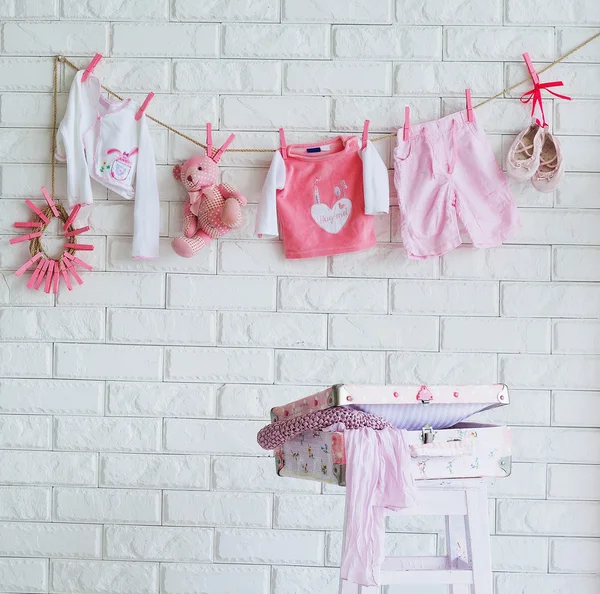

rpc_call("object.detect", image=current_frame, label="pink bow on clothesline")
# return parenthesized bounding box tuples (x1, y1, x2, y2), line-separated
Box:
(519, 52, 571, 128)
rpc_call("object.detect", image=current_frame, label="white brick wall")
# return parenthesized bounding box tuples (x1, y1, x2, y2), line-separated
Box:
(0, 3, 598, 593)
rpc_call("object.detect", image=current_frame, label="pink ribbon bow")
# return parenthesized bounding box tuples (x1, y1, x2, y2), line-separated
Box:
(520, 80, 571, 128)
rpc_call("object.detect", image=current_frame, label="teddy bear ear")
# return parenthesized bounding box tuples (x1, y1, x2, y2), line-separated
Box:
(172, 164, 182, 181)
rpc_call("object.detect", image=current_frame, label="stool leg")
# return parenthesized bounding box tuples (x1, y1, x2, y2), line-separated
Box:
(446, 513, 470, 594)
(465, 486, 493, 594)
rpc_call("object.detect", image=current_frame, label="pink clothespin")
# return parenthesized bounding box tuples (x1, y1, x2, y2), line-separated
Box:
(403, 106, 410, 141)
(465, 88, 474, 122)
(26, 258, 46, 289)
(14, 221, 43, 229)
(212, 133, 235, 162)
(10, 232, 42, 245)
(63, 204, 81, 231)
(206, 122, 213, 158)
(520, 52, 571, 128)
(65, 243, 94, 251)
(63, 257, 84, 285)
(135, 92, 154, 121)
(34, 259, 51, 290)
(361, 119, 370, 150)
(64, 251, 93, 271)
(59, 260, 72, 291)
(41, 186, 59, 217)
(52, 260, 60, 294)
(15, 252, 42, 277)
(64, 226, 90, 238)
(25, 200, 49, 224)
(44, 261, 55, 293)
(82, 53, 102, 83)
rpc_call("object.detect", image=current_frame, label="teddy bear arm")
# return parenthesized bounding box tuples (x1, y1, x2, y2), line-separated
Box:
(218, 183, 248, 206)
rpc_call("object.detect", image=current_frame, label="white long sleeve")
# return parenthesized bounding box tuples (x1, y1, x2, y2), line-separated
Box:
(255, 150, 286, 237)
(132, 115, 160, 259)
(56, 70, 95, 206)
(361, 140, 390, 215)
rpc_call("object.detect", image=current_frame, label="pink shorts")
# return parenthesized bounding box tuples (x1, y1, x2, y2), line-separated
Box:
(393, 110, 519, 259)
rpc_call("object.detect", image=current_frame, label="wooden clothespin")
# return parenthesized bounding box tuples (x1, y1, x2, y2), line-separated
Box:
(82, 53, 102, 83)
(403, 106, 410, 141)
(41, 186, 59, 217)
(465, 89, 474, 122)
(135, 92, 154, 121)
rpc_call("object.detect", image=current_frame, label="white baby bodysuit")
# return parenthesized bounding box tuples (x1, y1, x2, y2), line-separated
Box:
(56, 70, 159, 259)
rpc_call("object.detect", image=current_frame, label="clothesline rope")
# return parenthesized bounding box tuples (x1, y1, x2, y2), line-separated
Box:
(57, 30, 600, 153)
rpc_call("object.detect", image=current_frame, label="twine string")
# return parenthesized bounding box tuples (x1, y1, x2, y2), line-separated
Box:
(57, 29, 600, 151)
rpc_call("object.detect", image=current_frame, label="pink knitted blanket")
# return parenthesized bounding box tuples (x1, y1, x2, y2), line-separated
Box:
(257, 406, 390, 450)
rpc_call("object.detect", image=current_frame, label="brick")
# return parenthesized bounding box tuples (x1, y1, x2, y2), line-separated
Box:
(222, 96, 329, 130)
(219, 241, 327, 275)
(496, 574, 600, 594)
(491, 535, 549, 572)
(61, 0, 168, 19)
(216, 528, 324, 565)
(165, 346, 273, 383)
(553, 247, 600, 281)
(397, 0, 502, 24)
(441, 246, 550, 281)
(168, 274, 276, 311)
(219, 312, 326, 349)
(0, 487, 50, 521)
(0, 451, 96, 486)
(0, 128, 52, 162)
(3, 22, 108, 55)
(548, 464, 600, 500)
(162, 564, 269, 594)
(554, 320, 600, 354)
(0, 343, 51, 378)
(278, 277, 388, 313)
(276, 349, 385, 384)
(272, 567, 338, 594)
(163, 491, 271, 527)
(0, 92, 66, 127)
(107, 382, 215, 418)
(174, 60, 280, 94)
(0, 307, 104, 342)
(223, 24, 330, 59)
(112, 24, 218, 57)
(0, 522, 101, 558)
(501, 354, 600, 390)
(333, 26, 440, 59)
(556, 100, 600, 135)
(100, 453, 208, 489)
(474, 389, 551, 427)
(329, 245, 438, 279)
(108, 308, 215, 345)
(333, 97, 440, 131)
(512, 208, 600, 245)
(54, 488, 160, 524)
(445, 27, 554, 61)
(0, 558, 47, 593)
(441, 317, 550, 353)
(0, 272, 52, 306)
(550, 538, 600, 573)
(55, 416, 161, 453)
(557, 28, 600, 62)
(221, 168, 269, 204)
(274, 494, 345, 529)
(1, 0, 58, 18)
(513, 426, 600, 464)
(164, 419, 265, 455)
(173, 0, 278, 21)
(0, 415, 51, 449)
(488, 463, 547, 499)
(506, 0, 600, 24)
(284, 61, 391, 96)
(552, 391, 600, 427)
(55, 343, 163, 381)
(212, 456, 319, 493)
(84, 200, 168, 236)
(328, 314, 438, 350)
(57, 272, 164, 307)
(388, 352, 497, 384)
(497, 499, 600, 536)
(395, 62, 503, 96)
(501, 282, 600, 318)
(0, 57, 55, 91)
(51, 560, 158, 594)
(284, 0, 390, 22)
(556, 174, 600, 208)
(105, 526, 212, 562)
(391, 280, 498, 315)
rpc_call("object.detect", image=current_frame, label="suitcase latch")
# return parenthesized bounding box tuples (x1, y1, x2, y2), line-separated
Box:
(416, 385, 433, 404)
(421, 424, 435, 444)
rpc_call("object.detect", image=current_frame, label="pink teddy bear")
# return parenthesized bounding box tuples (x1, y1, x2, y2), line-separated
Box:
(171, 124, 247, 258)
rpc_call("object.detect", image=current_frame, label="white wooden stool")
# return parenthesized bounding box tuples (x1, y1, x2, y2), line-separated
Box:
(339, 479, 492, 594)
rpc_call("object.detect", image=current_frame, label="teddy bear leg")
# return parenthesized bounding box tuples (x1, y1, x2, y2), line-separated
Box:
(171, 230, 212, 258)
(221, 197, 243, 229)
(183, 199, 198, 238)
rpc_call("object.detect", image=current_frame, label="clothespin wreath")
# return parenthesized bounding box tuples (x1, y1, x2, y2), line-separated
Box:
(12, 187, 93, 294)
(520, 52, 571, 128)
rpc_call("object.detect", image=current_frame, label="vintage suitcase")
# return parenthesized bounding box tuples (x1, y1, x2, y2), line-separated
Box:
(272, 384, 511, 486)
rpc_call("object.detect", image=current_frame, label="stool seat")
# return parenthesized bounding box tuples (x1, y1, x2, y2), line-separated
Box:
(339, 479, 492, 594)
